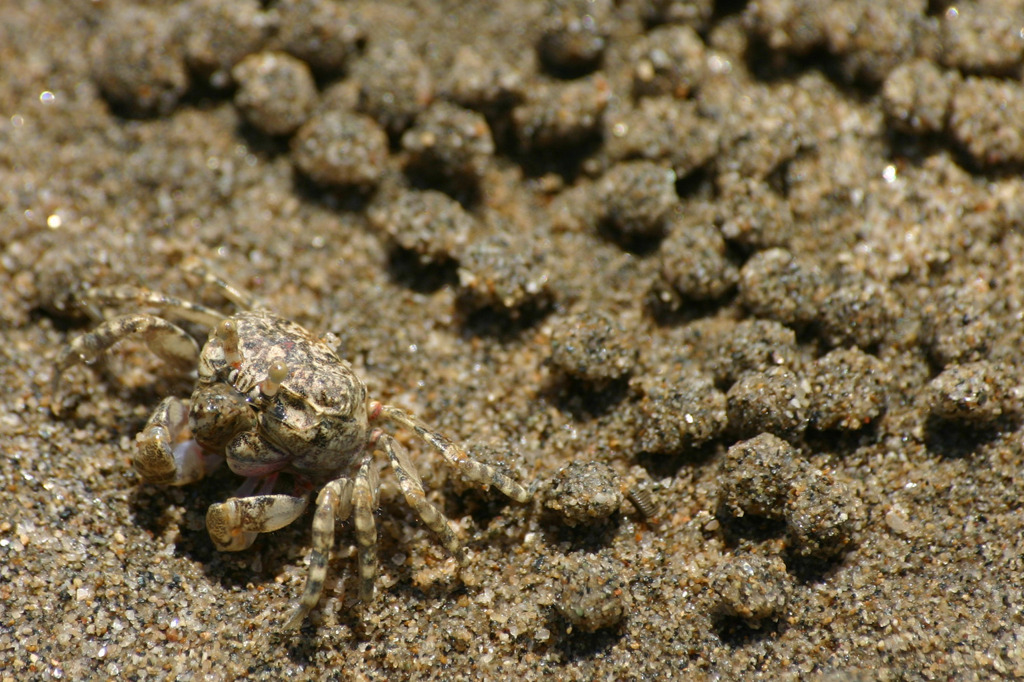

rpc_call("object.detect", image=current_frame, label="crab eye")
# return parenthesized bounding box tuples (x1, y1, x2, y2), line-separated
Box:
(216, 319, 241, 367)
(261, 360, 288, 398)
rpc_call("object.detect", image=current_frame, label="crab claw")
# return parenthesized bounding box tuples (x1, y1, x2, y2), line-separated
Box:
(135, 398, 213, 486)
(206, 494, 309, 552)
(207, 501, 260, 552)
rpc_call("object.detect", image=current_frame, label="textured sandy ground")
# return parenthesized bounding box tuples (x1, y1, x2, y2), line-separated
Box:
(3, 1, 1024, 680)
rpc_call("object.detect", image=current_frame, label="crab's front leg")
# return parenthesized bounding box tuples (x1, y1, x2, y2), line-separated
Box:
(206, 490, 309, 552)
(136, 397, 221, 486)
(189, 382, 255, 452)
(206, 431, 308, 551)
(52, 313, 199, 415)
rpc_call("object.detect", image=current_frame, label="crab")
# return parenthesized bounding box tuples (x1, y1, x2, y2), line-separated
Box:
(52, 266, 531, 628)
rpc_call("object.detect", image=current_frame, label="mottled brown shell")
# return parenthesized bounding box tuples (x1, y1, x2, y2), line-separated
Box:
(197, 311, 369, 480)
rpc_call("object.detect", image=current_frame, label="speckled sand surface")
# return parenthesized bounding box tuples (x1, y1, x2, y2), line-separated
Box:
(4, 1, 1024, 680)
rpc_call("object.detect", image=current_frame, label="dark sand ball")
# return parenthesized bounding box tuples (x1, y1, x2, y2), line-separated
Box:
(556, 552, 632, 632)
(177, 0, 271, 87)
(513, 75, 611, 150)
(738, 248, 826, 327)
(818, 277, 901, 350)
(595, 160, 678, 246)
(630, 25, 707, 100)
(291, 109, 389, 189)
(938, 2, 1024, 76)
(808, 348, 889, 431)
(950, 77, 1024, 167)
(786, 468, 857, 560)
(922, 283, 1000, 366)
(718, 433, 800, 520)
(710, 554, 791, 623)
(635, 371, 728, 454)
(232, 51, 317, 136)
(367, 190, 475, 265)
(548, 311, 637, 385)
(89, 6, 189, 117)
(544, 461, 623, 526)
(658, 220, 738, 302)
(605, 98, 720, 177)
(704, 318, 800, 387)
(881, 59, 959, 135)
(273, 0, 365, 74)
(926, 361, 1017, 424)
(537, 0, 612, 77)
(355, 39, 433, 136)
(401, 101, 495, 182)
(727, 366, 810, 442)
(457, 229, 551, 313)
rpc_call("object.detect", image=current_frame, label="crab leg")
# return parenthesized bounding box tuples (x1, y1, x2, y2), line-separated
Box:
(55, 313, 199, 372)
(183, 260, 263, 310)
(284, 477, 354, 629)
(372, 403, 530, 503)
(353, 455, 380, 604)
(52, 314, 200, 415)
(82, 286, 225, 327)
(133, 396, 221, 486)
(373, 429, 465, 563)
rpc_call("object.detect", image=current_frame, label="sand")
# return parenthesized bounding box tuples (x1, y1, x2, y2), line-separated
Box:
(2, 1, 1024, 679)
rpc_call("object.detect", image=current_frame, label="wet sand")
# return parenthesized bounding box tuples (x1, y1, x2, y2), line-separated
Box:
(2, 1, 1024, 679)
